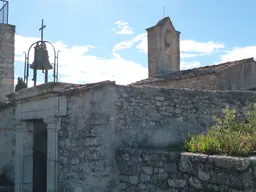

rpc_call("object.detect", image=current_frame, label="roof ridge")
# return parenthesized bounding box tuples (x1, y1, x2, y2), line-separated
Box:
(187, 57, 254, 71)
(131, 57, 255, 85)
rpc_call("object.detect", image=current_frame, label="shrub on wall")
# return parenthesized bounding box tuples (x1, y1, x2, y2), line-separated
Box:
(15, 77, 27, 92)
(185, 105, 256, 156)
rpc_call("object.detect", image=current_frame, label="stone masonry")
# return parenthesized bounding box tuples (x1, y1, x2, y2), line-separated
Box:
(58, 82, 119, 191)
(1, 15, 256, 192)
(2, 81, 256, 191)
(116, 85, 256, 148)
(133, 17, 256, 91)
(0, 24, 15, 101)
(146, 17, 180, 78)
(0, 105, 15, 191)
(117, 148, 256, 192)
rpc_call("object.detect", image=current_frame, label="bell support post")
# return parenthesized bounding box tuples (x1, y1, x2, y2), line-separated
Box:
(44, 41, 57, 82)
(23, 52, 27, 86)
(57, 50, 60, 82)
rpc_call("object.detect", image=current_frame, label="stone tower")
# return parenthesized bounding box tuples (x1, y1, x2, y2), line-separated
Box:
(146, 17, 180, 78)
(0, 24, 15, 101)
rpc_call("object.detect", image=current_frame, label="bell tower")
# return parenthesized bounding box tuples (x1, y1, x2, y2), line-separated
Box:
(24, 19, 59, 87)
(146, 17, 180, 78)
(0, 1, 15, 101)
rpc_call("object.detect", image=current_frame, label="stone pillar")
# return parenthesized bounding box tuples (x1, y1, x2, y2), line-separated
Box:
(15, 121, 33, 192)
(0, 24, 15, 101)
(15, 121, 23, 192)
(44, 117, 60, 192)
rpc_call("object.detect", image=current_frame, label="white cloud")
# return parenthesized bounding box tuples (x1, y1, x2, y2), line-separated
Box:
(180, 40, 224, 53)
(135, 33, 147, 53)
(180, 53, 199, 59)
(113, 33, 146, 52)
(220, 46, 256, 62)
(121, 33, 224, 59)
(112, 33, 205, 71)
(14, 31, 231, 88)
(14, 35, 40, 62)
(113, 20, 133, 35)
(115, 32, 223, 59)
(14, 34, 147, 86)
(113, 40, 134, 51)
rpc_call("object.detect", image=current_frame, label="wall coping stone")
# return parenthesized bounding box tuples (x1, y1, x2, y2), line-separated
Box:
(6, 82, 75, 102)
(117, 147, 256, 161)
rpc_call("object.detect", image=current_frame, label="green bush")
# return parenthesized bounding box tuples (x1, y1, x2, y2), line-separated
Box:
(15, 77, 27, 92)
(184, 105, 256, 156)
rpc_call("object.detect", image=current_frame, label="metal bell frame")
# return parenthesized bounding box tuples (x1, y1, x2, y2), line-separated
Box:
(23, 40, 60, 87)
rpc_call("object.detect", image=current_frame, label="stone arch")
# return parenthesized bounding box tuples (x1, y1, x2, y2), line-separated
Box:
(164, 29, 173, 55)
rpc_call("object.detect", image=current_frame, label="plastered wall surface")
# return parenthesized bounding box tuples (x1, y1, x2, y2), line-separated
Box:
(0, 106, 15, 189)
(58, 84, 119, 192)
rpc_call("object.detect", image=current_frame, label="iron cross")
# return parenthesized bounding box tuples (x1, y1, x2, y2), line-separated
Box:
(163, 6, 166, 17)
(39, 19, 46, 41)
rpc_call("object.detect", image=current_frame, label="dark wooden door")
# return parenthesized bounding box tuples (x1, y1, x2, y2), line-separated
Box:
(33, 120, 47, 192)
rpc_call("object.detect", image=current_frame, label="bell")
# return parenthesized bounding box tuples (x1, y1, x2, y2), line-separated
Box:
(30, 41, 53, 70)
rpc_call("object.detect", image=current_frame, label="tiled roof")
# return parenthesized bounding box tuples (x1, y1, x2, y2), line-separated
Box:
(131, 58, 255, 85)
(146, 16, 180, 34)
(146, 17, 171, 31)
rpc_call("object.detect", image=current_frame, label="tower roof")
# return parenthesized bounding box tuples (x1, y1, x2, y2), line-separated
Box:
(146, 16, 180, 33)
(156, 17, 171, 26)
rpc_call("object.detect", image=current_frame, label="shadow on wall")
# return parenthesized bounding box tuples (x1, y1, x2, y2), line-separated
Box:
(0, 171, 14, 192)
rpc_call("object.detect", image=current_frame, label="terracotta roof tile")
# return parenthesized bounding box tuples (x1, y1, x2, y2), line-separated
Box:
(131, 58, 254, 85)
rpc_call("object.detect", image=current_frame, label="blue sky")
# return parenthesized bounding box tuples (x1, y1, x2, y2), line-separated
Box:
(8, 0, 256, 86)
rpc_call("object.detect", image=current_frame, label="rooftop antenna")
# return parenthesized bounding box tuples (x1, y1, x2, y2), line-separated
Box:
(163, 6, 165, 17)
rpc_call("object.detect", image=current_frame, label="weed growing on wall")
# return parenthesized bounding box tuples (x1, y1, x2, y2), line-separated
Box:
(185, 104, 256, 156)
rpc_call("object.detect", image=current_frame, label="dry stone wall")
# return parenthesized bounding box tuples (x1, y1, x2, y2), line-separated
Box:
(116, 85, 256, 148)
(117, 148, 256, 192)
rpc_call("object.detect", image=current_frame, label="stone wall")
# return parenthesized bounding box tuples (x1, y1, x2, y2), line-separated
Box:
(216, 60, 256, 90)
(117, 148, 256, 192)
(0, 24, 15, 101)
(58, 84, 119, 191)
(0, 105, 15, 190)
(42, 82, 256, 191)
(116, 85, 256, 148)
